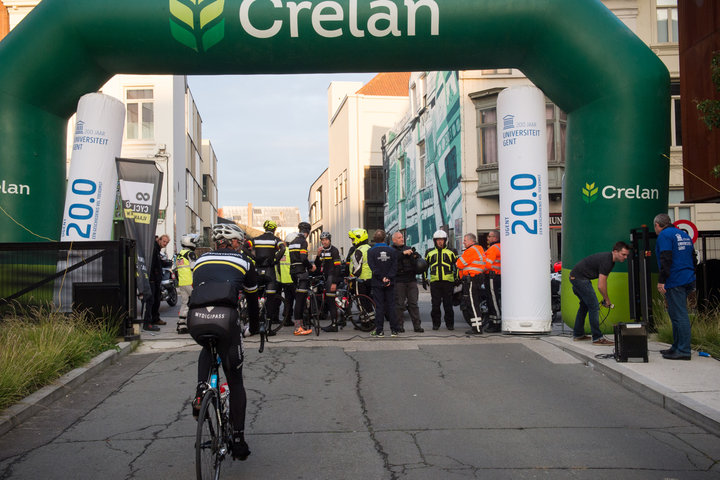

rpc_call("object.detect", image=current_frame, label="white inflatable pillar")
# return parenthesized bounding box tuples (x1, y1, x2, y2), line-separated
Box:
(61, 93, 125, 241)
(497, 86, 551, 333)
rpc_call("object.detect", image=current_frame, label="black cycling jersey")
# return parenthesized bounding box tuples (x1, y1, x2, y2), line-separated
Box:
(314, 245, 341, 281)
(288, 233, 313, 274)
(250, 231, 282, 268)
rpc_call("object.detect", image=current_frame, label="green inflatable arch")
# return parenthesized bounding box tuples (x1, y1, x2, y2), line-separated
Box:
(0, 0, 669, 326)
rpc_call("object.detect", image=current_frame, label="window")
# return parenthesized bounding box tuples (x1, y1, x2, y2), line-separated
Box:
(671, 82, 682, 147)
(365, 203, 385, 232)
(126, 88, 154, 140)
(546, 104, 568, 164)
(417, 141, 426, 188)
(656, 0, 678, 43)
(477, 107, 497, 165)
(343, 170, 348, 200)
(202, 174, 210, 201)
(364, 166, 385, 202)
(334, 177, 339, 205)
(316, 186, 323, 218)
(398, 155, 406, 200)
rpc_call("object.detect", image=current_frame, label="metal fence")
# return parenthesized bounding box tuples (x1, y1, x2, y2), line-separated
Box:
(0, 239, 137, 333)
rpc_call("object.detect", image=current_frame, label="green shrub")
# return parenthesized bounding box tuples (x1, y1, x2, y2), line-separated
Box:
(0, 305, 121, 412)
(653, 299, 720, 358)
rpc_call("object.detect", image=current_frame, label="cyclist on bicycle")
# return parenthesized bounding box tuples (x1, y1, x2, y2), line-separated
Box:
(248, 220, 284, 329)
(289, 221, 317, 335)
(314, 231, 342, 332)
(187, 223, 259, 461)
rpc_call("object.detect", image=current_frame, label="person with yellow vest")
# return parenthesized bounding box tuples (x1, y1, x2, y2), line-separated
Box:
(176, 233, 199, 334)
(347, 228, 373, 304)
(483, 230, 502, 333)
(456, 233, 486, 335)
(276, 233, 296, 327)
(423, 230, 458, 331)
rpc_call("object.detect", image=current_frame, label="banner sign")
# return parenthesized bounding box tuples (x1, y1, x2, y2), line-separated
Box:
(61, 93, 125, 241)
(497, 86, 551, 333)
(116, 158, 163, 296)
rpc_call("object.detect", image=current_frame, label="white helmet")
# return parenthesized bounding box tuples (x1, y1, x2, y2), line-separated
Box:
(212, 223, 245, 243)
(285, 232, 297, 243)
(181, 233, 200, 249)
(433, 230, 448, 240)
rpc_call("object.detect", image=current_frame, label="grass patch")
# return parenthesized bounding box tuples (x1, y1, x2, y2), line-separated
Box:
(0, 305, 122, 412)
(653, 299, 720, 358)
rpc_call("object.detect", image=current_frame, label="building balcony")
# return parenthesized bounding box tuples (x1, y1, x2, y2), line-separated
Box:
(476, 163, 565, 197)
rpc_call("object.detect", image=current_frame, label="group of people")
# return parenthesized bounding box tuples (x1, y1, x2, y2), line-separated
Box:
(571, 213, 696, 360)
(173, 211, 697, 465)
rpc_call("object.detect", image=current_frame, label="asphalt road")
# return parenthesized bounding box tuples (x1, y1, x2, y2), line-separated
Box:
(1, 297, 720, 479)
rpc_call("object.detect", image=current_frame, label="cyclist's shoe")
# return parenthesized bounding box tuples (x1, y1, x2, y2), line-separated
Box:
(282, 318, 295, 327)
(391, 330, 399, 337)
(294, 326, 312, 336)
(321, 324, 338, 332)
(337, 318, 347, 328)
(191, 382, 208, 420)
(266, 329, 277, 337)
(370, 331, 384, 337)
(176, 321, 189, 334)
(143, 323, 160, 332)
(231, 431, 251, 461)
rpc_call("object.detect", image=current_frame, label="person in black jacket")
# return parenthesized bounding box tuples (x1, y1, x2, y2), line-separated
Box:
(289, 221, 317, 335)
(367, 229, 399, 337)
(248, 220, 283, 325)
(144, 234, 170, 331)
(315, 231, 342, 332)
(391, 231, 423, 333)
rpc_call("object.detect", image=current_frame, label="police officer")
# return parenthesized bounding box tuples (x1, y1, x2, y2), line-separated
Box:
(456, 233, 486, 335)
(248, 220, 283, 326)
(483, 230, 502, 333)
(314, 232, 342, 332)
(176, 233, 199, 334)
(289, 221, 317, 335)
(423, 230, 458, 330)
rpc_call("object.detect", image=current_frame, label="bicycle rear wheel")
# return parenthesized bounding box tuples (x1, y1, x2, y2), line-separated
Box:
(196, 390, 222, 480)
(348, 294, 376, 332)
(312, 294, 321, 336)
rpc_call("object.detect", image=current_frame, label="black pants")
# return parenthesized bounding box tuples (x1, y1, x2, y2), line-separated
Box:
(279, 283, 296, 321)
(258, 267, 281, 321)
(430, 281, 454, 328)
(144, 280, 162, 325)
(484, 273, 501, 328)
(373, 283, 398, 333)
(292, 271, 310, 322)
(461, 275, 484, 327)
(196, 314, 246, 433)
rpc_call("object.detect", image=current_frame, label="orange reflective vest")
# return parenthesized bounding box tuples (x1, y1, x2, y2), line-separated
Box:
(456, 244, 486, 278)
(484, 243, 501, 274)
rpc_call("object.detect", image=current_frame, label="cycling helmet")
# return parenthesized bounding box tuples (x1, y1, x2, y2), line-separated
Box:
(263, 219, 277, 232)
(285, 232, 297, 243)
(212, 223, 245, 243)
(432, 230, 448, 240)
(298, 221, 311, 233)
(348, 228, 368, 245)
(320, 231, 332, 240)
(180, 233, 200, 249)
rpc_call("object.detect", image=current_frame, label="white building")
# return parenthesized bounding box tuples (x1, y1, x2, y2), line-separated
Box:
(320, 73, 410, 258)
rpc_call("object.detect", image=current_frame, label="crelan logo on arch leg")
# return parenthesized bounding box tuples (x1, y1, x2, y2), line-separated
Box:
(170, 0, 226, 52)
(583, 180, 659, 203)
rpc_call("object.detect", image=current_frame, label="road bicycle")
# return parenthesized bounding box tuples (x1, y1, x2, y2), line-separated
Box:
(303, 275, 332, 336)
(239, 281, 282, 352)
(194, 338, 233, 480)
(336, 276, 376, 332)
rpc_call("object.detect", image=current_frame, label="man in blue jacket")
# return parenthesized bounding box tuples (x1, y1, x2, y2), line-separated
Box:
(654, 213, 696, 360)
(367, 229, 399, 337)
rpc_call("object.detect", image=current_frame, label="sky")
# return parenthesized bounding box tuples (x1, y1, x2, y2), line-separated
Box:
(186, 73, 376, 220)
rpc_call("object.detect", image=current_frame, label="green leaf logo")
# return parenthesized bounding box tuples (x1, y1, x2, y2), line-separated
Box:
(582, 182, 599, 203)
(170, 0, 225, 52)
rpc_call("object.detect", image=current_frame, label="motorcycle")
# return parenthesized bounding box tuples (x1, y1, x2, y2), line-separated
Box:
(160, 253, 178, 307)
